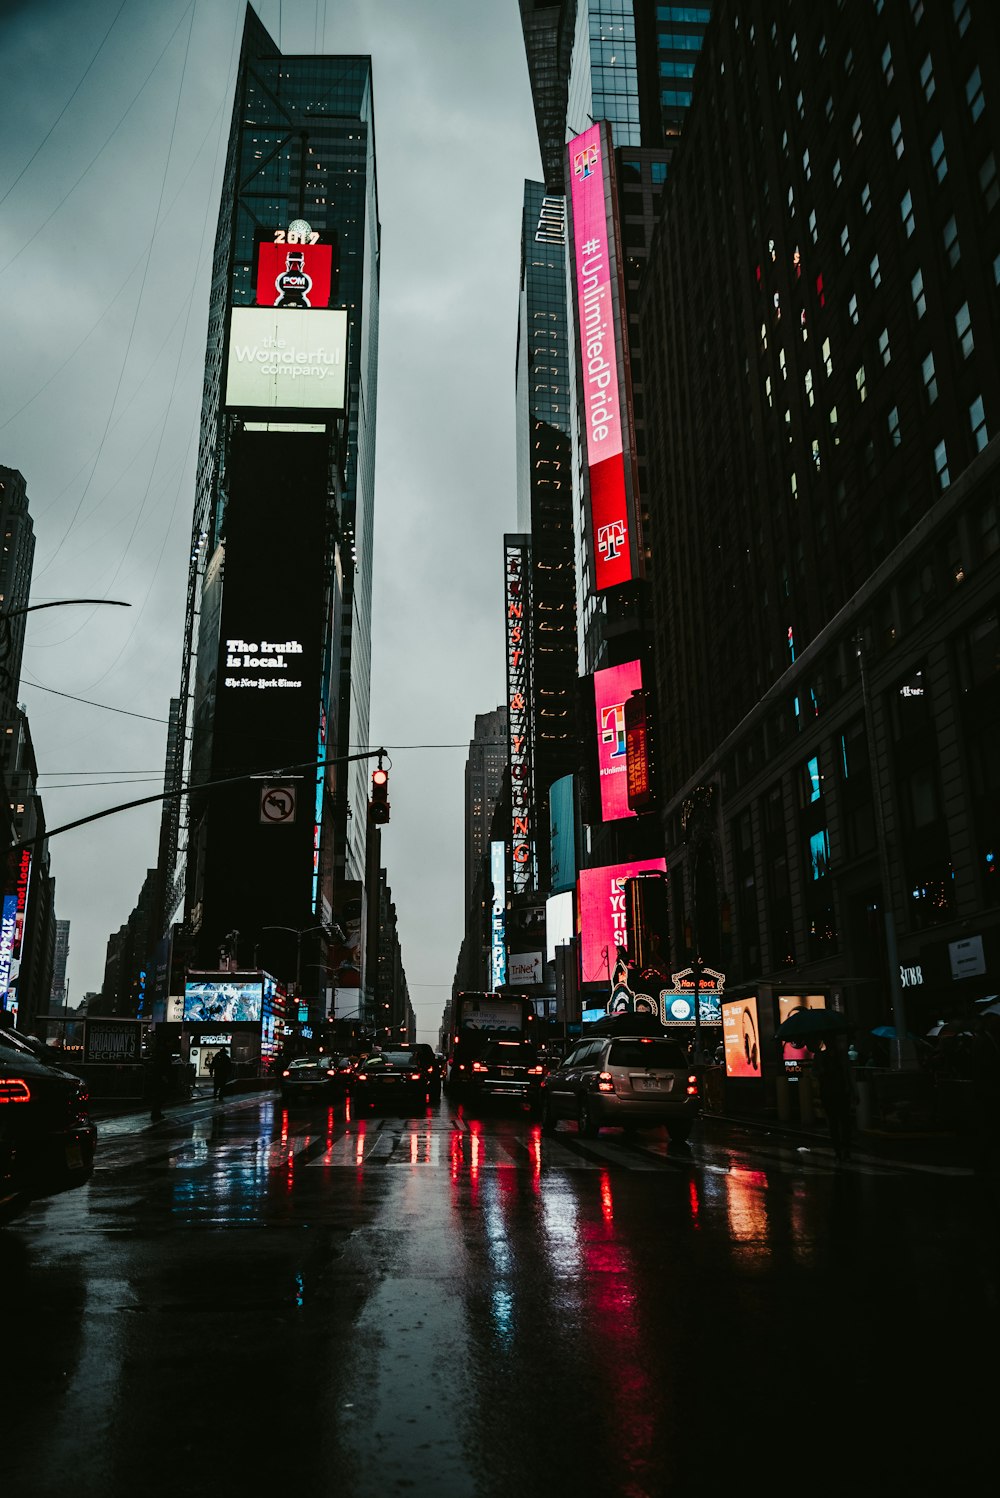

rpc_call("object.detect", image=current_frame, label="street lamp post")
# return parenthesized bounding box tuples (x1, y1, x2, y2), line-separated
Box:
(261, 925, 333, 999)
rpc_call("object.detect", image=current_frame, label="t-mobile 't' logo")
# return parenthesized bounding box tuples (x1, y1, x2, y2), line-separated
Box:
(597, 520, 626, 563)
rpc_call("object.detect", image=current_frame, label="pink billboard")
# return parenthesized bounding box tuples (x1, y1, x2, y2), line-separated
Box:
(577, 858, 667, 985)
(568, 123, 637, 592)
(594, 659, 642, 822)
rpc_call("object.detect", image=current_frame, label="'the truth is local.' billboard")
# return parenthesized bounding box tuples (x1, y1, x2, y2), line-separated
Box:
(594, 659, 642, 822)
(568, 122, 641, 592)
(225, 308, 348, 412)
(577, 859, 667, 986)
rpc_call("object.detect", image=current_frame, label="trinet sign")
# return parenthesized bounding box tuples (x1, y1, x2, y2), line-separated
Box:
(225, 307, 348, 411)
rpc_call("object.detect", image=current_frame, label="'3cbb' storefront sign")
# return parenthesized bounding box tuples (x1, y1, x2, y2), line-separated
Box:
(899, 964, 923, 988)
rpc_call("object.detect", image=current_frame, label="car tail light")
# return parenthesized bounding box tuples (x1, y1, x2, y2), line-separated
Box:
(326, 1070, 338, 1078)
(527, 1065, 543, 1075)
(0, 1078, 31, 1104)
(471, 1061, 488, 1074)
(282, 1070, 291, 1077)
(687, 1074, 699, 1096)
(357, 1072, 368, 1083)
(409, 1071, 423, 1081)
(597, 1071, 615, 1093)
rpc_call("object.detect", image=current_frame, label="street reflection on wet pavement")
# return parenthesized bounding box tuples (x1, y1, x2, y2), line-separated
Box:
(4, 1092, 995, 1496)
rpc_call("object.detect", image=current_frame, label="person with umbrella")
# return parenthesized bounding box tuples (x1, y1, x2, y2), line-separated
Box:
(808, 1035, 856, 1162)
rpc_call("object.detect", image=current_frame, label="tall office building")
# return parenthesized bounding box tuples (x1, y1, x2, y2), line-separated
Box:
(640, 0, 1000, 1029)
(464, 707, 508, 912)
(0, 467, 35, 722)
(49, 918, 70, 1011)
(178, 6, 380, 1010)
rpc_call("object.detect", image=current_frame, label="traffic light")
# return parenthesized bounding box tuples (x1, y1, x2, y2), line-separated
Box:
(370, 767, 390, 823)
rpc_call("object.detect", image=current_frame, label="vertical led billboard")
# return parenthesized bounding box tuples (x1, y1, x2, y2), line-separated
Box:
(505, 536, 534, 893)
(577, 859, 667, 986)
(548, 775, 576, 893)
(567, 122, 641, 591)
(722, 996, 762, 1078)
(490, 841, 507, 990)
(594, 660, 642, 821)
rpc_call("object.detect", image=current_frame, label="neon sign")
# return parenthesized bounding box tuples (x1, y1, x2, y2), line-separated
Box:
(594, 660, 641, 821)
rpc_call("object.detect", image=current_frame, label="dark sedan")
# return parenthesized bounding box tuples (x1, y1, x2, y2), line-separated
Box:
(279, 1054, 347, 1107)
(350, 1049, 431, 1114)
(0, 1034, 97, 1225)
(464, 1040, 547, 1114)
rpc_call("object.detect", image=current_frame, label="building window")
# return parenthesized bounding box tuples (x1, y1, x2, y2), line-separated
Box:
(825, 94, 834, 123)
(833, 157, 843, 189)
(900, 189, 915, 237)
(861, 182, 872, 215)
(920, 54, 935, 102)
(808, 207, 818, 243)
(911, 267, 926, 319)
(882, 43, 894, 83)
(922, 351, 938, 404)
(967, 66, 985, 122)
(891, 115, 904, 159)
(804, 368, 814, 406)
(856, 363, 867, 402)
(943, 215, 961, 267)
(970, 395, 988, 452)
(765, 374, 773, 408)
(829, 404, 839, 443)
(981, 154, 999, 212)
(934, 438, 951, 489)
(888, 405, 901, 447)
(930, 131, 948, 182)
(844, 47, 854, 76)
(954, 0, 970, 35)
(910, 0, 925, 19)
(878, 327, 891, 365)
(852, 112, 863, 147)
(870, 253, 882, 288)
(840, 223, 850, 254)
(848, 291, 859, 325)
(802, 146, 812, 181)
(955, 300, 974, 358)
(822, 337, 833, 377)
(796, 89, 805, 120)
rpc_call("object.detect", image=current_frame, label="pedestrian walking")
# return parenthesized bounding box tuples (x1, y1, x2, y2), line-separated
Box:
(146, 1035, 173, 1123)
(209, 1046, 234, 1100)
(810, 1037, 856, 1161)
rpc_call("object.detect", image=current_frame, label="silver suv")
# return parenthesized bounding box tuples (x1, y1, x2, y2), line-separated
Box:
(541, 1033, 700, 1142)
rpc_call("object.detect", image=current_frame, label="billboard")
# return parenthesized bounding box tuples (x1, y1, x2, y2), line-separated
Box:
(255, 241, 333, 309)
(184, 979, 263, 1024)
(505, 536, 534, 891)
(546, 890, 573, 964)
(577, 859, 667, 985)
(225, 307, 348, 411)
(549, 774, 576, 892)
(778, 993, 827, 1074)
(490, 841, 507, 990)
(594, 660, 642, 821)
(11, 847, 32, 958)
(722, 996, 762, 1078)
(83, 1019, 145, 1065)
(0, 893, 17, 1009)
(567, 122, 640, 591)
(508, 951, 542, 987)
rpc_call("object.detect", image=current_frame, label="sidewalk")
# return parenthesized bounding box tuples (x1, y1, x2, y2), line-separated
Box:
(700, 1107, 980, 1172)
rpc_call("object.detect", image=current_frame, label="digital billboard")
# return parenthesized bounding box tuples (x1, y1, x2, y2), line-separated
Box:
(184, 979, 263, 1023)
(225, 307, 348, 411)
(594, 660, 642, 821)
(490, 841, 507, 990)
(546, 890, 573, 964)
(256, 241, 333, 309)
(778, 993, 827, 1074)
(549, 774, 576, 893)
(567, 122, 640, 591)
(722, 996, 762, 1079)
(0, 893, 17, 1009)
(505, 536, 534, 892)
(577, 859, 667, 985)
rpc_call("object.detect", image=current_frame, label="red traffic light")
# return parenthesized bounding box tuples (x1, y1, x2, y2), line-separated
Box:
(370, 767, 390, 823)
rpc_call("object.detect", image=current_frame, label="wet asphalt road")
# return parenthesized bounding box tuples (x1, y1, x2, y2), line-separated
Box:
(4, 1090, 996, 1497)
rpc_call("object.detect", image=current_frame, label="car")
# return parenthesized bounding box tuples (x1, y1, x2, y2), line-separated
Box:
(0, 1030, 97, 1226)
(350, 1048, 433, 1114)
(541, 1032, 700, 1141)
(464, 1039, 547, 1114)
(407, 1042, 443, 1102)
(279, 1053, 346, 1107)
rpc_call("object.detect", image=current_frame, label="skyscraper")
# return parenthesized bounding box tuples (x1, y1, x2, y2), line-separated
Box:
(177, 7, 380, 1010)
(640, 0, 1000, 1030)
(0, 467, 35, 723)
(464, 707, 508, 913)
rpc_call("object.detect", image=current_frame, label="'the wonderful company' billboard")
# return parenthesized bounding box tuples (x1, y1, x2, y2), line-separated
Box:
(225, 307, 348, 412)
(567, 122, 641, 591)
(577, 858, 667, 986)
(594, 659, 642, 822)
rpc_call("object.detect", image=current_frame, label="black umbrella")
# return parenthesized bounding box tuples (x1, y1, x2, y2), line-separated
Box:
(775, 1009, 852, 1042)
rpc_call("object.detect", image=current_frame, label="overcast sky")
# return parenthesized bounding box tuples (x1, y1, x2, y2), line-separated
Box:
(0, 0, 542, 1043)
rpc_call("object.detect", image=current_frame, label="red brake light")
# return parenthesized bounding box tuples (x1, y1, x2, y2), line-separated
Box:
(0, 1078, 31, 1103)
(598, 1071, 614, 1093)
(687, 1074, 699, 1096)
(357, 1072, 368, 1082)
(527, 1065, 543, 1075)
(282, 1070, 291, 1077)
(472, 1061, 488, 1073)
(409, 1071, 422, 1081)
(326, 1070, 337, 1078)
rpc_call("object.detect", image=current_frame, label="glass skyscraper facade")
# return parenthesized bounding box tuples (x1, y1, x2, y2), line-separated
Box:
(178, 7, 379, 1001)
